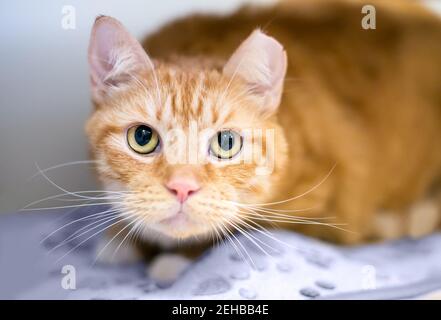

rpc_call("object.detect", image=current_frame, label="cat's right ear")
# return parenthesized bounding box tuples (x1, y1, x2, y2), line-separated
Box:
(223, 30, 287, 116)
(88, 16, 154, 103)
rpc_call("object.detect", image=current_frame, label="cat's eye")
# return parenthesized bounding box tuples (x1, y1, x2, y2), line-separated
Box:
(127, 125, 160, 155)
(210, 130, 242, 160)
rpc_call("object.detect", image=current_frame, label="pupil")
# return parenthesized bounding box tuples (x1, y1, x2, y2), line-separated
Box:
(135, 125, 152, 146)
(218, 131, 234, 151)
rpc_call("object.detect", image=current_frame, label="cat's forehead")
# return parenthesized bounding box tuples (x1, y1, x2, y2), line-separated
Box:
(137, 67, 252, 131)
(160, 70, 225, 126)
(106, 65, 261, 135)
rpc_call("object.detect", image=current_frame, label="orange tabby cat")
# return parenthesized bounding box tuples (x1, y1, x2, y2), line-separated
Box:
(85, 0, 441, 276)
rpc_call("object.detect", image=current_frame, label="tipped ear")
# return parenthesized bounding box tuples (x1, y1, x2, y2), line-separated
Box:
(88, 16, 154, 103)
(223, 30, 287, 114)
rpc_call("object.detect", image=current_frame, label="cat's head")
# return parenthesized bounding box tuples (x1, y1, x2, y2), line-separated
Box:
(86, 16, 288, 243)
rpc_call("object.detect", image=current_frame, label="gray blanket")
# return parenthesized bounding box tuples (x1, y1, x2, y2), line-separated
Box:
(1, 206, 440, 299)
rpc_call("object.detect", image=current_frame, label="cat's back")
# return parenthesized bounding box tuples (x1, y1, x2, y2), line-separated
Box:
(144, 0, 441, 115)
(144, 0, 441, 71)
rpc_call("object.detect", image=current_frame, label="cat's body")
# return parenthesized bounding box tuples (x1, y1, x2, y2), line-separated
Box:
(141, 0, 441, 243)
(85, 0, 441, 275)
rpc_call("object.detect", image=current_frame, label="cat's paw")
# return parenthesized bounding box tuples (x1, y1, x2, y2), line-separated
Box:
(408, 199, 440, 238)
(94, 236, 142, 265)
(372, 210, 406, 240)
(147, 253, 191, 285)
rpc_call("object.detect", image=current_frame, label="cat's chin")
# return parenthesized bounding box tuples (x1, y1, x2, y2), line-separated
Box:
(159, 211, 189, 227)
(153, 221, 210, 240)
(148, 229, 211, 248)
(144, 212, 210, 242)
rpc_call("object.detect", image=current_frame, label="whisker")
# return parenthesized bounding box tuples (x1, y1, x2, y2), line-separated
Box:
(237, 204, 351, 232)
(54, 212, 136, 263)
(228, 163, 337, 207)
(218, 55, 246, 103)
(21, 201, 129, 212)
(48, 211, 127, 253)
(128, 73, 156, 105)
(93, 217, 143, 265)
(112, 218, 144, 259)
(48, 205, 132, 249)
(143, 52, 162, 105)
(34, 163, 93, 201)
(130, 217, 146, 247)
(51, 210, 124, 246)
(236, 217, 299, 251)
(40, 206, 120, 244)
(22, 190, 130, 210)
(33, 162, 129, 203)
(223, 218, 274, 258)
(239, 211, 351, 233)
(52, 196, 123, 203)
(217, 223, 252, 268)
(237, 205, 316, 219)
(208, 221, 222, 249)
(232, 203, 322, 216)
(236, 205, 279, 230)
(51, 196, 116, 224)
(221, 222, 257, 269)
(29, 160, 99, 180)
(238, 207, 343, 225)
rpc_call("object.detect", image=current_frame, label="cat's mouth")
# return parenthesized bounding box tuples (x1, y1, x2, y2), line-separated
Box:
(154, 209, 208, 239)
(160, 210, 188, 226)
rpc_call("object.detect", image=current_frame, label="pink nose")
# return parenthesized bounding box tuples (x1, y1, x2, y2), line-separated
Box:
(166, 178, 200, 203)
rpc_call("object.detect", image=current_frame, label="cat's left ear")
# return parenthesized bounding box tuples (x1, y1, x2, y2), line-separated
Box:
(88, 16, 154, 103)
(223, 30, 287, 115)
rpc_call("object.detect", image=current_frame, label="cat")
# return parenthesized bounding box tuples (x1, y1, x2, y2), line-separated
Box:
(85, 0, 441, 280)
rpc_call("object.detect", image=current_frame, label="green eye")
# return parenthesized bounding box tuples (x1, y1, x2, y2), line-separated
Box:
(127, 125, 159, 154)
(210, 130, 242, 159)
